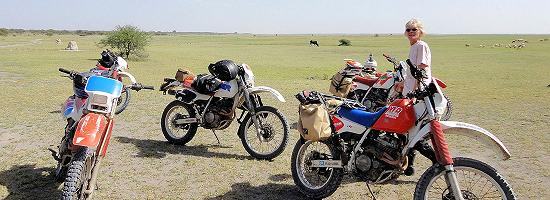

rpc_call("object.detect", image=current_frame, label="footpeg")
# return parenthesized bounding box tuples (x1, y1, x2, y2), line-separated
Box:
(48, 148, 61, 161)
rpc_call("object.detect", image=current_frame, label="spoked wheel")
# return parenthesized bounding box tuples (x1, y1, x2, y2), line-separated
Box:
(161, 100, 198, 145)
(291, 140, 343, 199)
(115, 86, 131, 115)
(61, 148, 94, 200)
(414, 157, 516, 200)
(239, 106, 289, 160)
(440, 94, 453, 121)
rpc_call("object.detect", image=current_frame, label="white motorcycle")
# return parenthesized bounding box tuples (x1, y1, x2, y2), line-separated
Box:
(159, 60, 289, 160)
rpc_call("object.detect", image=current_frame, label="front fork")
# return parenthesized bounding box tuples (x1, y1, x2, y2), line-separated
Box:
(242, 88, 264, 141)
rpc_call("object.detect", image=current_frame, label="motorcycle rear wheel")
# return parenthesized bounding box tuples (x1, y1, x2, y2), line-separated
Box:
(161, 100, 198, 145)
(61, 147, 94, 200)
(414, 157, 516, 200)
(291, 140, 343, 199)
(239, 106, 289, 160)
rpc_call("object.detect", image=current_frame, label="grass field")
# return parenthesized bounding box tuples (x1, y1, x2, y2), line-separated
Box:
(0, 33, 549, 199)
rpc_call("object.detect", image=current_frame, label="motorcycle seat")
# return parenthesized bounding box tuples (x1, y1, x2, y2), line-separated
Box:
(354, 76, 378, 87)
(337, 106, 387, 127)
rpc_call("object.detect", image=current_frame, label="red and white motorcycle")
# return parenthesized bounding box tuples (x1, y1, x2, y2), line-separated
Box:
(293, 59, 515, 199)
(348, 54, 452, 120)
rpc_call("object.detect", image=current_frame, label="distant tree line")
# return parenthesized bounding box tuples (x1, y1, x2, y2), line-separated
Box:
(0, 28, 238, 37)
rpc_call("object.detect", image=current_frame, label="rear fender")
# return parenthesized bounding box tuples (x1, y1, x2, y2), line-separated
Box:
(406, 121, 511, 160)
(72, 113, 108, 149)
(117, 71, 137, 85)
(247, 86, 286, 102)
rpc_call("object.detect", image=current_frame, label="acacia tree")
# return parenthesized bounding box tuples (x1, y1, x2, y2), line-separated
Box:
(99, 25, 150, 59)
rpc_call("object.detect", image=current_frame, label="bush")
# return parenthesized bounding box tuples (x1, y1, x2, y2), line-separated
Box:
(0, 28, 9, 36)
(98, 25, 151, 59)
(338, 39, 351, 46)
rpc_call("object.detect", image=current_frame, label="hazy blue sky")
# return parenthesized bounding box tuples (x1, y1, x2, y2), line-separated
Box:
(1, 0, 549, 34)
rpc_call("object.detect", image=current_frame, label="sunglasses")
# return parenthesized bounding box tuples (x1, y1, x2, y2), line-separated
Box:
(406, 28, 418, 32)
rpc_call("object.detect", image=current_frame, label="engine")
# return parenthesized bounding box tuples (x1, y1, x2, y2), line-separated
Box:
(201, 97, 235, 129)
(353, 131, 406, 182)
(362, 88, 389, 112)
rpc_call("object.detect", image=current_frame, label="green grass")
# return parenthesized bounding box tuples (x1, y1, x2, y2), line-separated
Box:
(0, 34, 549, 199)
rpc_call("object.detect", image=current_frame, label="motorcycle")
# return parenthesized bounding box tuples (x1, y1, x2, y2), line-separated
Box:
(53, 66, 154, 200)
(344, 54, 452, 120)
(89, 53, 135, 115)
(159, 61, 290, 160)
(292, 59, 515, 199)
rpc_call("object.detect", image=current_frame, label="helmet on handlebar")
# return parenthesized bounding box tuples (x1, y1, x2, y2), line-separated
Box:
(98, 50, 117, 68)
(364, 54, 377, 72)
(208, 60, 239, 81)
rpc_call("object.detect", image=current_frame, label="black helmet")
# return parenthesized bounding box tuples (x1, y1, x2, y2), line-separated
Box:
(208, 60, 239, 81)
(98, 50, 116, 68)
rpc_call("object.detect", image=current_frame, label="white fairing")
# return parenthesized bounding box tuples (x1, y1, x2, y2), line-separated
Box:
(406, 121, 511, 160)
(432, 77, 448, 118)
(241, 63, 255, 87)
(333, 116, 368, 134)
(115, 57, 128, 71)
(247, 86, 286, 102)
(214, 80, 239, 98)
(372, 72, 396, 89)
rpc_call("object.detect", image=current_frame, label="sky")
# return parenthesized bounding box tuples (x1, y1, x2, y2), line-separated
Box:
(1, 0, 549, 34)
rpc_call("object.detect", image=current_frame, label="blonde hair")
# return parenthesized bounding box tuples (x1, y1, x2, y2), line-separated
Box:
(405, 18, 425, 37)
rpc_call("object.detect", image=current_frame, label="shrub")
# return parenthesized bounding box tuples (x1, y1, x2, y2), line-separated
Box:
(338, 39, 351, 46)
(98, 25, 151, 59)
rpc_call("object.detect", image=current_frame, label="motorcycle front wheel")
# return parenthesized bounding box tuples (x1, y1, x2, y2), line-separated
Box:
(161, 100, 198, 145)
(114, 86, 130, 115)
(61, 147, 94, 200)
(291, 140, 343, 199)
(414, 157, 516, 200)
(238, 106, 289, 160)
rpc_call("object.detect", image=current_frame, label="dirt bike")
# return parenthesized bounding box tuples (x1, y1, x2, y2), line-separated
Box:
(292, 59, 515, 199)
(159, 63, 289, 160)
(89, 56, 136, 115)
(346, 54, 452, 120)
(52, 67, 154, 200)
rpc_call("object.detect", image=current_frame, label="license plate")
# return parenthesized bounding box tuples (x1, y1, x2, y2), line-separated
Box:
(310, 160, 343, 168)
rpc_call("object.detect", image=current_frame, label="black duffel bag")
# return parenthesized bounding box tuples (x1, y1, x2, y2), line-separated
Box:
(192, 74, 221, 95)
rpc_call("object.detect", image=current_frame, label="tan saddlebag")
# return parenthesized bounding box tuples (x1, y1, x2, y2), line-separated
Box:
(329, 71, 354, 97)
(297, 104, 332, 141)
(175, 68, 195, 82)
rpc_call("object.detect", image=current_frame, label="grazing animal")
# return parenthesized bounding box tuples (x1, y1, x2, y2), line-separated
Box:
(465, 44, 471, 47)
(309, 40, 319, 47)
(479, 44, 485, 48)
(56, 39, 61, 44)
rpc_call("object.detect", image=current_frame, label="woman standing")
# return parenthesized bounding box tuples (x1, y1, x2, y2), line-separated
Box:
(402, 18, 432, 96)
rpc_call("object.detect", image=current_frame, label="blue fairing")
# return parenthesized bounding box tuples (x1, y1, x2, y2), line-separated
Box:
(85, 76, 123, 97)
(337, 106, 388, 127)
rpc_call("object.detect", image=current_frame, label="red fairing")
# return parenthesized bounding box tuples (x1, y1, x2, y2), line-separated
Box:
(434, 78, 446, 89)
(430, 120, 453, 165)
(331, 116, 344, 132)
(372, 99, 416, 134)
(354, 76, 378, 87)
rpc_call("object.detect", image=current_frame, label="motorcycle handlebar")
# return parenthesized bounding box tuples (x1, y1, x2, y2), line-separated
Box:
(129, 83, 155, 91)
(58, 68, 72, 74)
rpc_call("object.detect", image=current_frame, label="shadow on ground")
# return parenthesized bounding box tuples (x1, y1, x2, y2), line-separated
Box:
(205, 182, 308, 200)
(116, 136, 253, 160)
(0, 164, 61, 200)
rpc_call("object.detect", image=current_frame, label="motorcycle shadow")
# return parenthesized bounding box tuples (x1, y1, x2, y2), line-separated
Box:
(204, 182, 308, 200)
(0, 164, 62, 200)
(116, 136, 254, 160)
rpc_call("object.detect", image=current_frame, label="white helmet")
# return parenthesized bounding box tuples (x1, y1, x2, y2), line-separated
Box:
(364, 54, 377, 69)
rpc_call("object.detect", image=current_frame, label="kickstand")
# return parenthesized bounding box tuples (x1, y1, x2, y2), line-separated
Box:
(366, 182, 377, 200)
(211, 130, 221, 146)
(48, 148, 61, 161)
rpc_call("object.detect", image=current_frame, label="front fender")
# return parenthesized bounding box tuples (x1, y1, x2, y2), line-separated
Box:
(72, 113, 108, 149)
(407, 121, 511, 160)
(247, 86, 286, 102)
